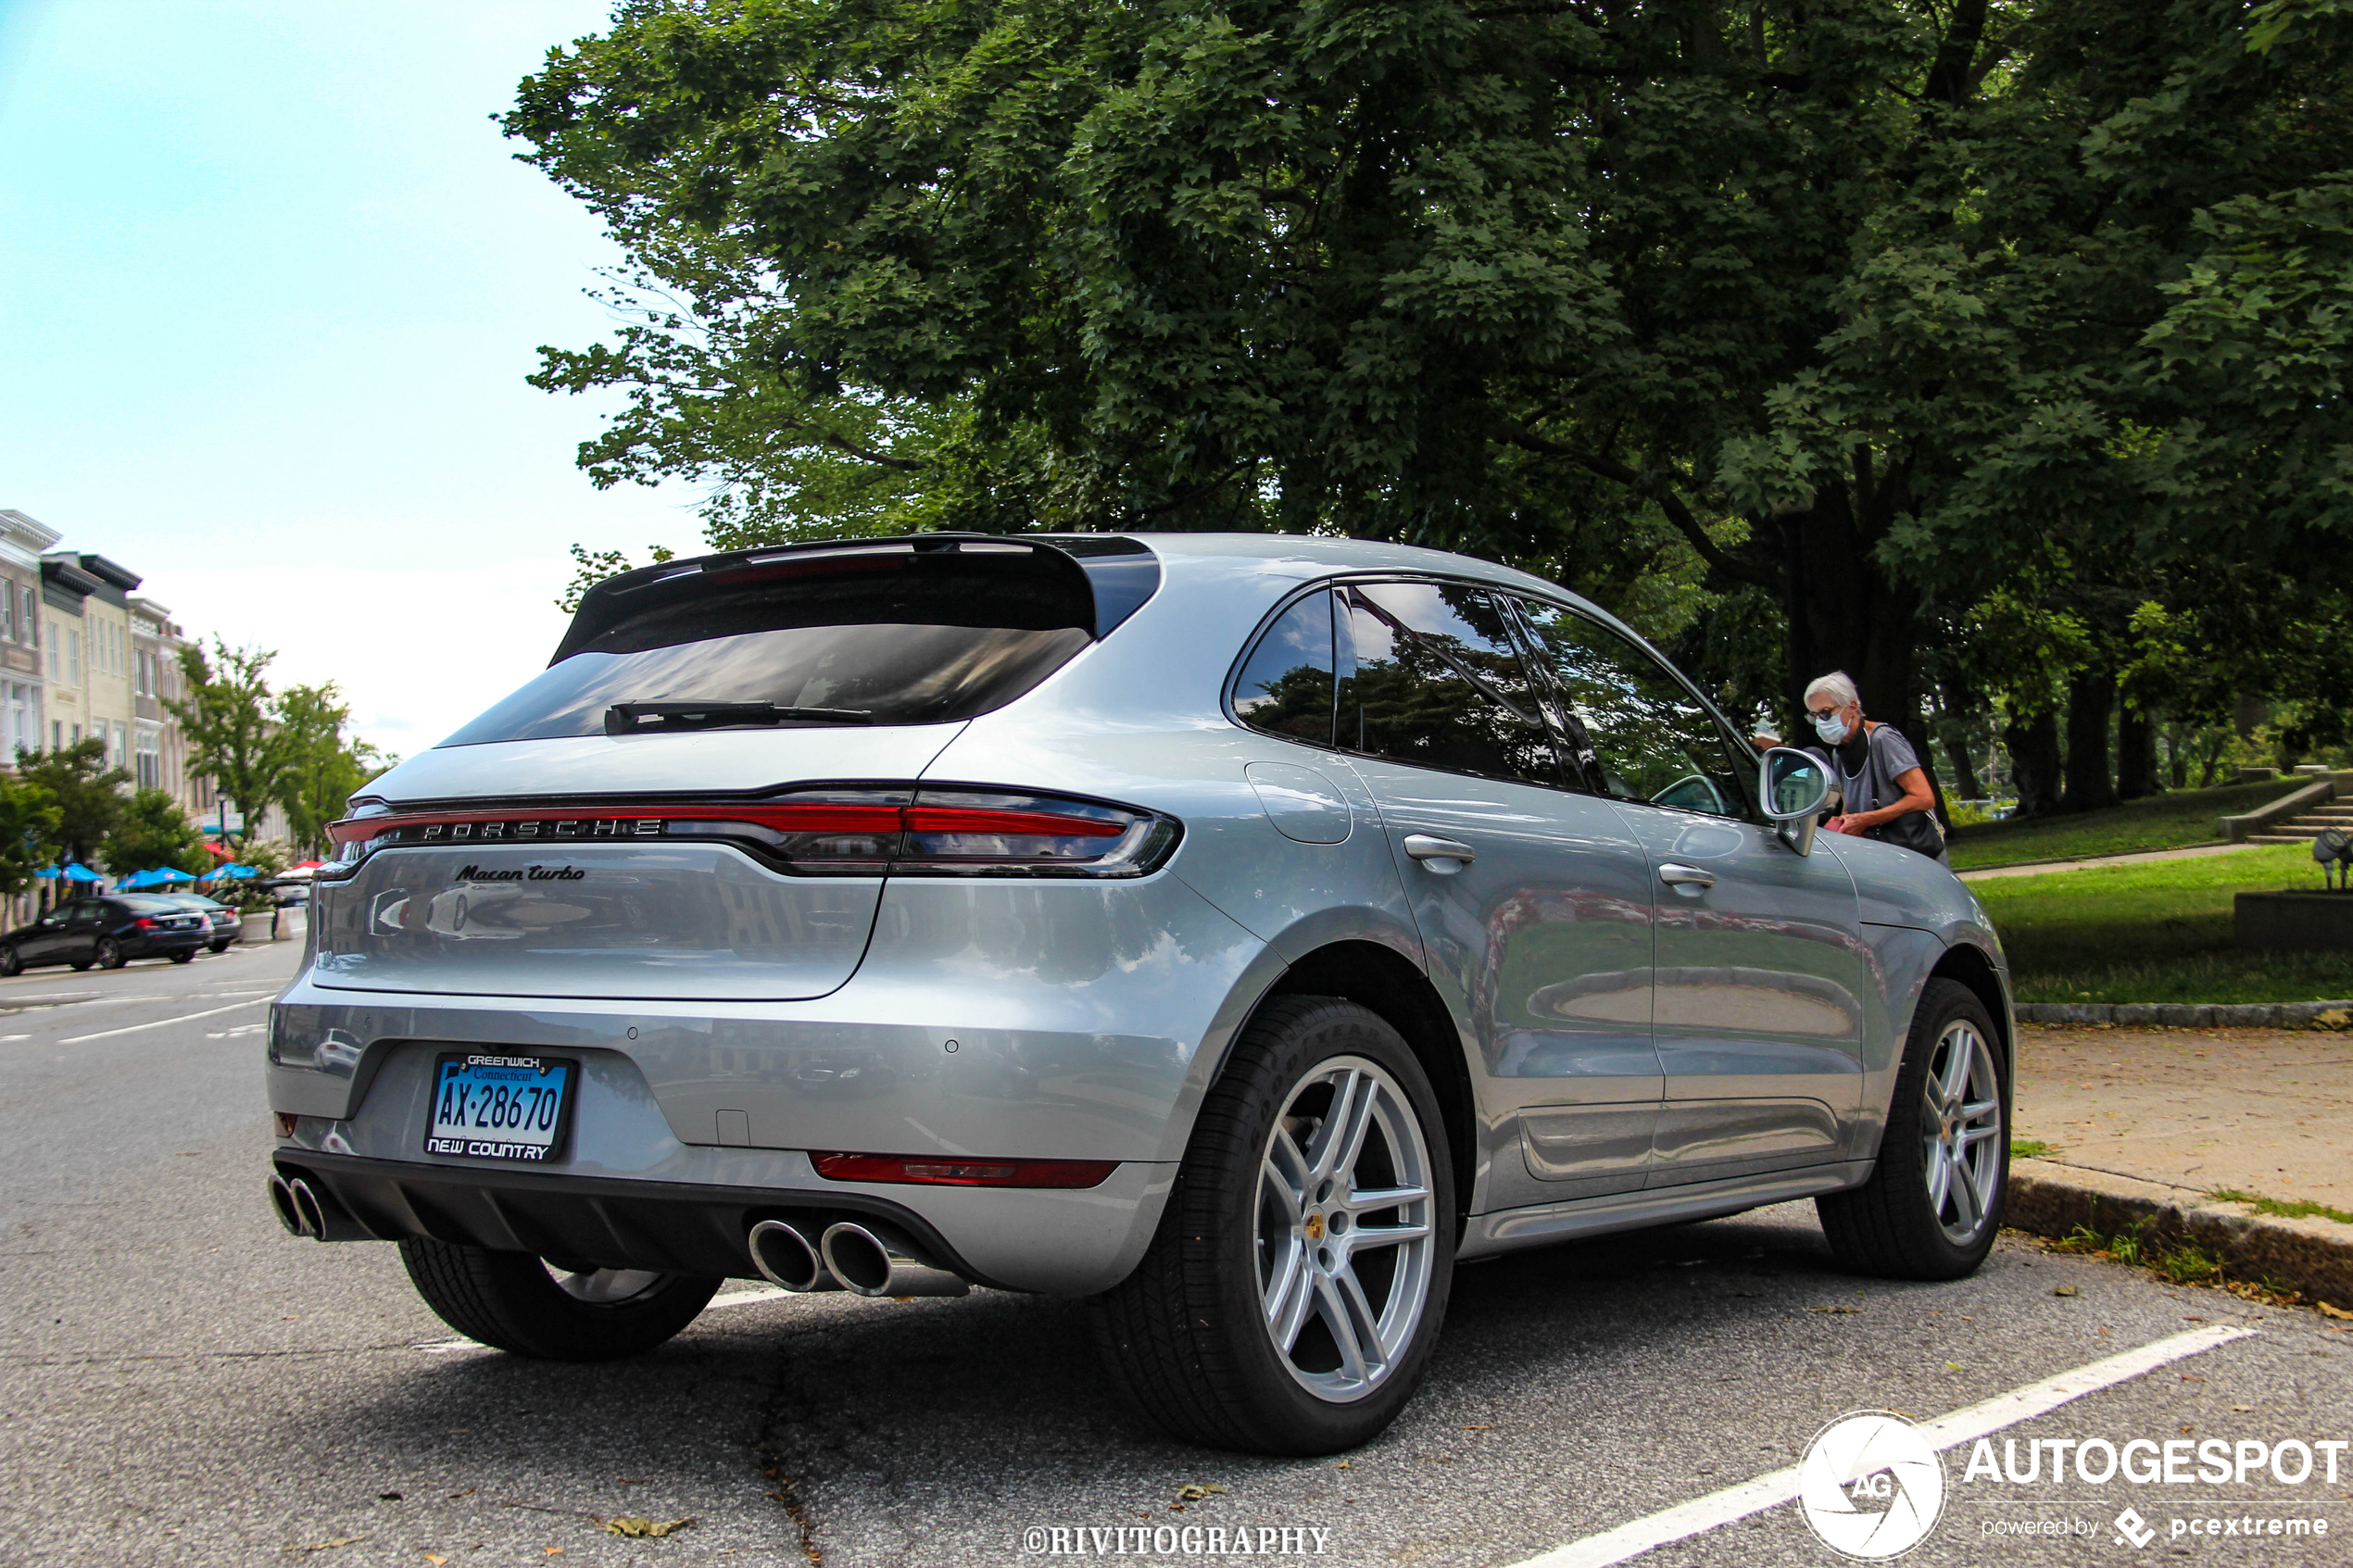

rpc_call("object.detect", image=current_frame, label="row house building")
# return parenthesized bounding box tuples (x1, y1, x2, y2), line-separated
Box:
(0, 508, 206, 821)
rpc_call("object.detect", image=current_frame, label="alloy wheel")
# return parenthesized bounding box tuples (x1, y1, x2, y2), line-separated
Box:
(1920, 1022, 2002, 1245)
(1254, 1056, 1437, 1404)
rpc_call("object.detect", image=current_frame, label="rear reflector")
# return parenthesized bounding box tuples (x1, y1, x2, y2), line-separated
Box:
(811, 1152, 1118, 1189)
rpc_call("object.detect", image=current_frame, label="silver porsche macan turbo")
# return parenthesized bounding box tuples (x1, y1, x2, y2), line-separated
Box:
(267, 532, 2012, 1454)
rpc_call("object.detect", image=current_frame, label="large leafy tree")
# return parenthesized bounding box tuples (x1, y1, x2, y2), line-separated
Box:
(99, 787, 210, 878)
(13, 740, 131, 870)
(170, 642, 289, 851)
(276, 683, 391, 859)
(0, 774, 62, 897)
(510, 0, 2353, 759)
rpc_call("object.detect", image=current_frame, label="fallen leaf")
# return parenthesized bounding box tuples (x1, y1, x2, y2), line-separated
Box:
(425, 1557, 448, 1566)
(1460, 1424, 1496, 1431)
(447, 1489, 475, 1500)
(1808, 1305, 1863, 1314)
(2052, 1286, 2079, 1298)
(598, 1518, 696, 1539)
(1332, 1461, 1350, 1470)
(378, 1492, 403, 1501)
(2233, 1404, 2255, 1412)
(2182, 1375, 2206, 1383)
(1945, 1362, 1964, 1372)
(545, 1551, 563, 1559)
(283, 1539, 366, 1554)
(2319, 1301, 2353, 1321)
(1174, 1485, 1229, 1503)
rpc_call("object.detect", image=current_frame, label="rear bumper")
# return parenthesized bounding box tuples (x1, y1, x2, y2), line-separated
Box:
(270, 1146, 1173, 1295)
(128, 932, 208, 956)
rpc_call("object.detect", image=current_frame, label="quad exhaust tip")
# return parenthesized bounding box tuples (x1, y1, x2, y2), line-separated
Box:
(820, 1221, 970, 1298)
(268, 1173, 307, 1236)
(269, 1173, 369, 1242)
(747, 1220, 841, 1293)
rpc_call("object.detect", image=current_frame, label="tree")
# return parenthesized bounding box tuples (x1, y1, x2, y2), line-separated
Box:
(276, 683, 392, 859)
(13, 740, 131, 870)
(0, 774, 62, 898)
(510, 0, 2353, 783)
(169, 641, 288, 850)
(99, 787, 209, 878)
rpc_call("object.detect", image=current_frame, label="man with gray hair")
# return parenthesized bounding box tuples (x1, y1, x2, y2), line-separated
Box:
(1803, 671, 1946, 864)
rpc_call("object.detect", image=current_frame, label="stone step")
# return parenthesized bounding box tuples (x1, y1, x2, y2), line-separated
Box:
(2249, 829, 2329, 843)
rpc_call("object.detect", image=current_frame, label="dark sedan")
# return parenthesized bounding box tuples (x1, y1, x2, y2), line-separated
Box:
(155, 892, 242, 952)
(0, 896, 211, 973)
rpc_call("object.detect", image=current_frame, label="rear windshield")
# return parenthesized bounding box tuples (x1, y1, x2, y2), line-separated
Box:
(116, 897, 185, 914)
(441, 537, 1156, 747)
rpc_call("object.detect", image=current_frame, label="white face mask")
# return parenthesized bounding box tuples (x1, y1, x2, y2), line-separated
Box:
(1812, 711, 1851, 746)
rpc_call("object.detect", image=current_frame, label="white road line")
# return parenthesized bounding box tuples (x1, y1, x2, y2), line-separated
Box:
(59, 997, 271, 1043)
(1512, 1322, 2259, 1568)
(416, 1284, 792, 1352)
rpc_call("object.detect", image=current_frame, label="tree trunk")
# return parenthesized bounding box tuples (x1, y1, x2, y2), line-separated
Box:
(2117, 707, 2161, 800)
(2061, 671, 2119, 813)
(1773, 485, 1923, 746)
(2006, 707, 2063, 816)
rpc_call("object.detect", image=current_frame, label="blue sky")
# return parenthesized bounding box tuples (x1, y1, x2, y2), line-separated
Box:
(0, 0, 699, 756)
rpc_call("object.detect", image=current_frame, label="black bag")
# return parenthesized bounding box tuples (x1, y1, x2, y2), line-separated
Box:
(1865, 807, 1947, 859)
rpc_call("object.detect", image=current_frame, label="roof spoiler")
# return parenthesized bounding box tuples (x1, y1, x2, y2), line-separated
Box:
(552, 533, 1100, 666)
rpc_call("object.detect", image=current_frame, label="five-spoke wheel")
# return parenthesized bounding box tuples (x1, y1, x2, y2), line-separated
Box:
(1255, 1057, 1437, 1403)
(1092, 997, 1454, 1454)
(1820, 977, 2008, 1279)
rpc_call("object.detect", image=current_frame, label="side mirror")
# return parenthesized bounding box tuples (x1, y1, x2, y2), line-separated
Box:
(1762, 746, 1831, 857)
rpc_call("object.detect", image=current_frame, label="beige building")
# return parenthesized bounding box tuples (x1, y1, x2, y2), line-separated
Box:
(129, 596, 198, 813)
(41, 551, 141, 770)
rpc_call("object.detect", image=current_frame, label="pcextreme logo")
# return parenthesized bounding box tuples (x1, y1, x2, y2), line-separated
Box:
(1799, 1411, 1947, 1560)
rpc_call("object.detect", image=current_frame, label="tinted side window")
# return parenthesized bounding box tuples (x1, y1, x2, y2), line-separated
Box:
(1515, 599, 1750, 817)
(1340, 582, 1558, 786)
(1232, 590, 1336, 746)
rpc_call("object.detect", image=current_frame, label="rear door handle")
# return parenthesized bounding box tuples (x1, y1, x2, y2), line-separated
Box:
(1403, 834, 1478, 864)
(1658, 862, 1716, 889)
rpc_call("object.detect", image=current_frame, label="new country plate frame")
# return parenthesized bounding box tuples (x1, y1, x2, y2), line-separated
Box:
(424, 1052, 582, 1163)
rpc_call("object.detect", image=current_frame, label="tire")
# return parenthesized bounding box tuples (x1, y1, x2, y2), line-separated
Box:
(170, 949, 195, 964)
(69, 960, 92, 972)
(1818, 978, 2008, 1280)
(398, 1237, 721, 1361)
(94, 939, 125, 971)
(208, 940, 230, 954)
(1089, 996, 1454, 1455)
(0, 945, 19, 977)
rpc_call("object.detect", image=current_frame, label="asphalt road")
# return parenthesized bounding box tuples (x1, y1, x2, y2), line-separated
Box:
(4, 946, 2348, 1568)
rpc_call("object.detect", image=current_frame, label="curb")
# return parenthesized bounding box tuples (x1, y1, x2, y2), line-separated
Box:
(2015, 999, 2353, 1028)
(2007, 1158, 2353, 1306)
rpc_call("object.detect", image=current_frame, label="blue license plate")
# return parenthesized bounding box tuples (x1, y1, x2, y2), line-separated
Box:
(424, 1054, 576, 1161)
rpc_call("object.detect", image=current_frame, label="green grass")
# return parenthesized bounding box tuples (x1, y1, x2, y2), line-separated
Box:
(2208, 1188, 2353, 1226)
(1977, 842, 2353, 1003)
(2010, 1139, 2057, 1160)
(1946, 777, 2323, 870)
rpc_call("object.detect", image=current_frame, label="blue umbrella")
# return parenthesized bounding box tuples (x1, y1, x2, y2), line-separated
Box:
(203, 863, 258, 881)
(61, 863, 101, 883)
(147, 867, 195, 883)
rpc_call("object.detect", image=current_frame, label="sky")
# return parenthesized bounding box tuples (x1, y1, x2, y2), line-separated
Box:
(0, 0, 703, 759)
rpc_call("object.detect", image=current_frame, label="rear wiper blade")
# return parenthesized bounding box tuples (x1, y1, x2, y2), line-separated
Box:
(605, 701, 875, 735)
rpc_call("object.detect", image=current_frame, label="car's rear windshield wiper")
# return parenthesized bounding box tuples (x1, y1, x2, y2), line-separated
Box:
(604, 701, 875, 734)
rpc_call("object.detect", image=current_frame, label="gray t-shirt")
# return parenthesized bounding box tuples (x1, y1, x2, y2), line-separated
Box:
(1812, 722, 1947, 866)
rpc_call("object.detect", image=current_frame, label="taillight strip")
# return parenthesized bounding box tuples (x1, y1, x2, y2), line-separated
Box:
(328, 800, 1127, 847)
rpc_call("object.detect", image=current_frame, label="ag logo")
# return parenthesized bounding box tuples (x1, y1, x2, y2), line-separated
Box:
(1798, 1411, 1945, 1560)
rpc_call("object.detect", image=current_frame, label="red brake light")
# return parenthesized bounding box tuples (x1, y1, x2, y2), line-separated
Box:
(323, 787, 1180, 880)
(812, 1152, 1117, 1189)
(133, 917, 157, 931)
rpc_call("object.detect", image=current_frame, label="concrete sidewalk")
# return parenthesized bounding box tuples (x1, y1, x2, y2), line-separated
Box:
(2006, 1022, 2353, 1302)
(2014, 1022, 2353, 1206)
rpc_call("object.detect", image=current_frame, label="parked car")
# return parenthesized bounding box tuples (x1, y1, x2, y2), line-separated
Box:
(266, 533, 2012, 1454)
(155, 892, 241, 952)
(1, 895, 211, 972)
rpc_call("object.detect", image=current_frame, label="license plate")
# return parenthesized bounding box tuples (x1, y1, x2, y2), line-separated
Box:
(424, 1054, 577, 1161)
